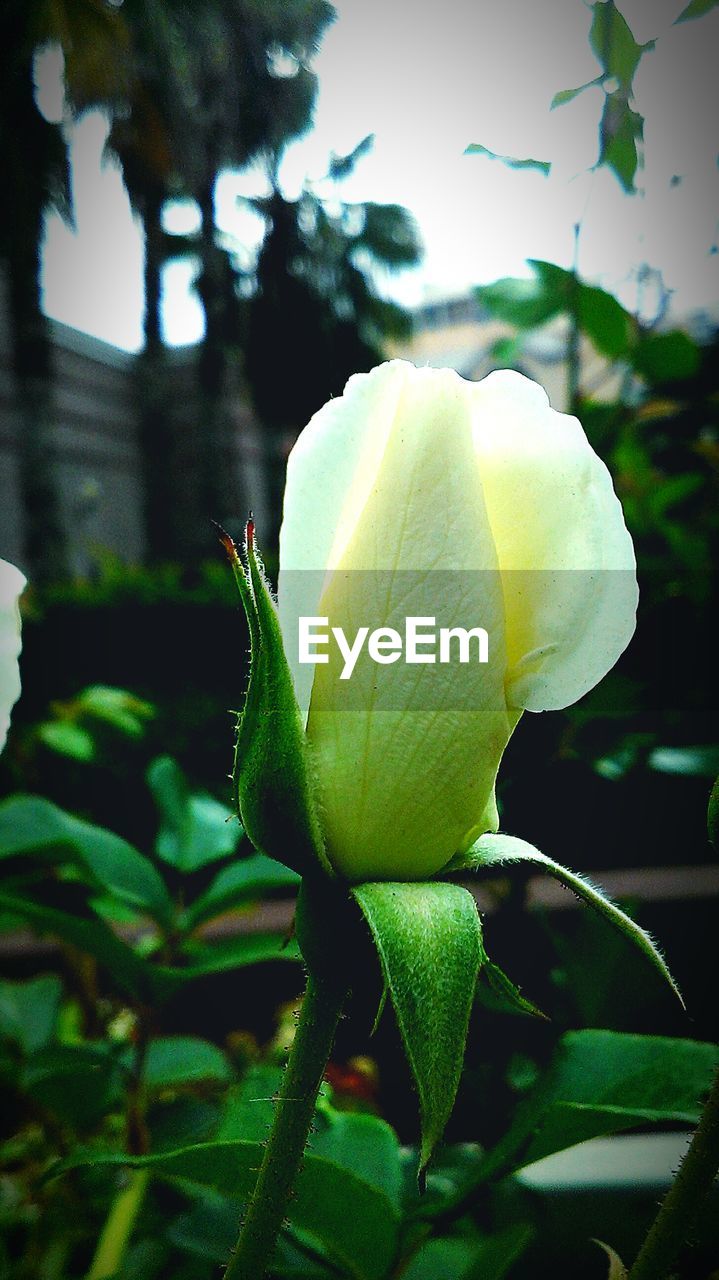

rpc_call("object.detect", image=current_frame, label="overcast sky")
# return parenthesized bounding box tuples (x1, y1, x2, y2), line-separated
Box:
(40, 0, 719, 352)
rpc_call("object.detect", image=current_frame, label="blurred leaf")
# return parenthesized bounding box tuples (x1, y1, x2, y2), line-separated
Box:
(400, 1238, 479, 1280)
(328, 133, 374, 180)
(529, 260, 635, 357)
(154, 932, 300, 996)
(589, 2, 647, 88)
(309, 1109, 403, 1209)
(353, 201, 423, 270)
(551, 77, 604, 107)
(166, 1194, 238, 1266)
(401, 1223, 534, 1280)
(77, 685, 155, 736)
(476, 276, 562, 328)
(51, 1141, 401, 1280)
(216, 1063, 281, 1142)
(676, 0, 719, 19)
(482, 1030, 719, 1178)
(0, 887, 153, 1001)
(648, 744, 719, 777)
(465, 144, 551, 175)
(22, 1043, 125, 1128)
(147, 756, 241, 872)
(184, 854, 299, 930)
(144, 1037, 232, 1089)
(462, 1223, 536, 1280)
(150, 1097, 221, 1151)
(36, 721, 96, 761)
(598, 92, 643, 191)
(353, 881, 483, 1174)
(578, 281, 635, 357)
(648, 473, 703, 518)
(0, 795, 173, 926)
(491, 335, 522, 365)
(633, 330, 701, 384)
(0, 975, 62, 1053)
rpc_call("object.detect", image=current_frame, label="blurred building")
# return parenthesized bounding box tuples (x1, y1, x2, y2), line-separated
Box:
(0, 267, 269, 576)
(389, 292, 625, 413)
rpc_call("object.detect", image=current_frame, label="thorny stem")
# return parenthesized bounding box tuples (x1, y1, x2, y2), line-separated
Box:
(223, 973, 346, 1280)
(628, 1066, 719, 1280)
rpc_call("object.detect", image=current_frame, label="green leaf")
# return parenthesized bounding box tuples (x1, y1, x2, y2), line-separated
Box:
(577, 282, 635, 357)
(77, 685, 154, 736)
(528, 260, 635, 358)
(223, 523, 332, 878)
(402, 1223, 534, 1280)
(633, 330, 701, 384)
(0, 887, 153, 1001)
(143, 1037, 232, 1089)
(37, 721, 96, 761)
(589, 2, 647, 88)
(401, 1238, 479, 1280)
(451, 832, 683, 1007)
(551, 78, 604, 108)
(465, 144, 551, 176)
(462, 1223, 536, 1280)
(22, 1043, 126, 1127)
(147, 756, 242, 873)
(50, 1141, 400, 1280)
(598, 92, 643, 191)
(476, 276, 562, 329)
(0, 795, 172, 926)
(483, 1030, 719, 1177)
(154, 931, 300, 997)
(184, 853, 299, 930)
(352, 881, 483, 1173)
(309, 1109, 403, 1210)
(676, 0, 719, 21)
(0, 975, 62, 1053)
(482, 959, 547, 1020)
(216, 1063, 282, 1142)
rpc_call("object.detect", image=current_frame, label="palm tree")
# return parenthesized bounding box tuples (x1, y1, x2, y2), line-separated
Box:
(245, 138, 423, 537)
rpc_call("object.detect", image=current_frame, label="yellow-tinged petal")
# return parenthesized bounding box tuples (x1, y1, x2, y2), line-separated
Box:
(469, 370, 637, 712)
(301, 365, 509, 880)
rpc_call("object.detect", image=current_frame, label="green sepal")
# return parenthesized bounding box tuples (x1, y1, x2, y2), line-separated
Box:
(482, 957, 548, 1021)
(221, 523, 332, 879)
(352, 880, 484, 1177)
(447, 832, 684, 1009)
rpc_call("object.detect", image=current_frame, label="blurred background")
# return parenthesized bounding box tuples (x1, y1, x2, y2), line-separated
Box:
(1, 2, 718, 1277)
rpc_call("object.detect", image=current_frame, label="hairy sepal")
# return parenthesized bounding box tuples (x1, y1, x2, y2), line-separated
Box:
(223, 523, 331, 879)
(352, 880, 483, 1178)
(448, 832, 684, 1009)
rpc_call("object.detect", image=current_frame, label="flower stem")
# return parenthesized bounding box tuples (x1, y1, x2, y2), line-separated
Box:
(223, 973, 346, 1280)
(628, 1066, 719, 1280)
(85, 1169, 149, 1280)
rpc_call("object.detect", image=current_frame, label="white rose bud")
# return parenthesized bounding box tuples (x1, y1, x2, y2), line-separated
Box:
(278, 361, 637, 881)
(0, 558, 27, 755)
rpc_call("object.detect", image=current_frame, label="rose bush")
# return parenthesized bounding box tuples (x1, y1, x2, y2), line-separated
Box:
(277, 360, 637, 881)
(0, 558, 26, 754)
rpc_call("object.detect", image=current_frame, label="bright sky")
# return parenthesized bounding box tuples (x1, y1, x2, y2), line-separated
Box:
(39, 0, 719, 353)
